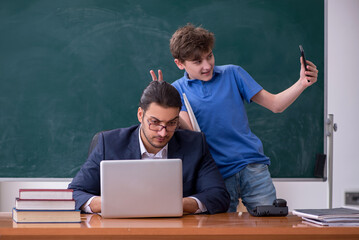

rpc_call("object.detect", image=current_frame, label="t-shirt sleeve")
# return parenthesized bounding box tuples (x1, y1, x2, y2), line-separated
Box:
(172, 81, 187, 112)
(233, 65, 263, 103)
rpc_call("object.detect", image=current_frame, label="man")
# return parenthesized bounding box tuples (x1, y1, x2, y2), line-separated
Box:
(68, 81, 230, 214)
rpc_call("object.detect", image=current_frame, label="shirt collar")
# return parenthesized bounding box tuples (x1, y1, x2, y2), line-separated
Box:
(138, 126, 168, 159)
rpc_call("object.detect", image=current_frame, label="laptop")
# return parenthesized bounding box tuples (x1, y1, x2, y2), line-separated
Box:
(100, 159, 183, 218)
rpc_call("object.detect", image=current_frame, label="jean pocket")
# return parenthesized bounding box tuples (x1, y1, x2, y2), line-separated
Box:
(246, 163, 267, 173)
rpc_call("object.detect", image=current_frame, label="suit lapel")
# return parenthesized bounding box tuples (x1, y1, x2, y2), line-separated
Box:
(125, 125, 141, 159)
(168, 132, 184, 160)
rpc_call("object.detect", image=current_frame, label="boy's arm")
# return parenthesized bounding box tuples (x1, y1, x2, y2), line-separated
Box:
(252, 57, 318, 113)
(179, 111, 194, 130)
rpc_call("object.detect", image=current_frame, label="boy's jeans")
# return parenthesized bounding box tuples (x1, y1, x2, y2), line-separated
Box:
(224, 163, 276, 214)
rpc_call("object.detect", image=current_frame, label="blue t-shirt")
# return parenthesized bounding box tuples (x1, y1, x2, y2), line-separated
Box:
(172, 65, 270, 179)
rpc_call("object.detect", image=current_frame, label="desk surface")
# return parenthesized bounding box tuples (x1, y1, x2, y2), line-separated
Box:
(1, 212, 359, 240)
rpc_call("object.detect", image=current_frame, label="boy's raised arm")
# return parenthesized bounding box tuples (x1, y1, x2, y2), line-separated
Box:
(252, 57, 318, 113)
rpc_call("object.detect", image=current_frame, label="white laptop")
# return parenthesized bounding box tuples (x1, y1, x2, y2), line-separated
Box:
(100, 159, 183, 218)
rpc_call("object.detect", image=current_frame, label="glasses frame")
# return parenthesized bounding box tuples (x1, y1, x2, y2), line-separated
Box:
(145, 118, 178, 132)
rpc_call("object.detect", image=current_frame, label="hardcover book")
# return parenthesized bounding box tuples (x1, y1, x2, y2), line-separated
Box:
(15, 198, 75, 210)
(293, 207, 359, 226)
(12, 208, 81, 223)
(19, 189, 73, 200)
(293, 208, 359, 220)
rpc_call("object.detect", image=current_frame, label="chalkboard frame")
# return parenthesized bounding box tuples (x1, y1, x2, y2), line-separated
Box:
(0, 0, 325, 179)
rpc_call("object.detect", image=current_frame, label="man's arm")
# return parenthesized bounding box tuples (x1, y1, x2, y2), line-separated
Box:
(252, 57, 318, 113)
(68, 133, 104, 211)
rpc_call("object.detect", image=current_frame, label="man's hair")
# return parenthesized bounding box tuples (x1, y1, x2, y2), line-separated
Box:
(139, 81, 182, 111)
(170, 23, 215, 63)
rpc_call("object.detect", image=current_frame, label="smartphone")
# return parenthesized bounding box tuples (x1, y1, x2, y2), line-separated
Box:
(299, 45, 309, 82)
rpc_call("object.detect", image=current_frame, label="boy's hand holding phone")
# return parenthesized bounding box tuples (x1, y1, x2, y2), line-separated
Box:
(299, 45, 318, 85)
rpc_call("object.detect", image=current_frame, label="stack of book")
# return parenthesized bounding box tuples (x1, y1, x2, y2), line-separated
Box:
(293, 207, 359, 226)
(12, 189, 81, 223)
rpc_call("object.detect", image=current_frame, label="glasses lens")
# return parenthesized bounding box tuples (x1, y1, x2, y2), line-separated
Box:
(146, 117, 178, 132)
(149, 124, 177, 132)
(149, 124, 162, 131)
(165, 125, 177, 132)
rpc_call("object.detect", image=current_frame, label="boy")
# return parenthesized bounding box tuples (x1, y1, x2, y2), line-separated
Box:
(150, 24, 318, 213)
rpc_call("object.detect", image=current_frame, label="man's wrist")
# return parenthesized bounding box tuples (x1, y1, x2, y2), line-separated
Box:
(189, 196, 207, 213)
(183, 197, 202, 214)
(81, 196, 96, 213)
(89, 196, 101, 213)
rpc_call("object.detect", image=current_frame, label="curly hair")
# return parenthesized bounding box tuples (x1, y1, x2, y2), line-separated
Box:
(170, 23, 215, 62)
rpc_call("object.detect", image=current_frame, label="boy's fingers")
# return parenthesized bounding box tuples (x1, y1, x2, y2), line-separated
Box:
(305, 59, 317, 68)
(158, 70, 163, 81)
(306, 76, 317, 83)
(149, 70, 164, 81)
(307, 65, 319, 74)
(305, 70, 317, 77)
(150, 70, 157, 81)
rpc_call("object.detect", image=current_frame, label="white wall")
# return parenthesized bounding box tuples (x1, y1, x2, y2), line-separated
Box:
(1, 0, 358, 212)
(0, 180, 328, 212)
(0, 181, 70, 212)
(328, 0, 359, 208)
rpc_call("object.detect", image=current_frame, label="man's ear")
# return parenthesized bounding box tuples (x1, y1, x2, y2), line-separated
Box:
(137, 107, 144, 123)
(174, 59, 185, 70)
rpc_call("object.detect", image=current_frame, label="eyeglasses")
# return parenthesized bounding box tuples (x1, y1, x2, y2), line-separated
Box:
(146, 118, 178, 132)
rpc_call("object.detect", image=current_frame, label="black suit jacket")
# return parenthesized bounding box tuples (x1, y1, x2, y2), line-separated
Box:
(68, 125, 230, 214)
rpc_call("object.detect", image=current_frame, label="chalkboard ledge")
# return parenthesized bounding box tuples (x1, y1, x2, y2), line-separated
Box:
(273, 178, 327, 182)
(0, 178, 73, 182)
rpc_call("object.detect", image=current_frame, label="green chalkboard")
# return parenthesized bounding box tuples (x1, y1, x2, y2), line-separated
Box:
(0, 0, 324, 178)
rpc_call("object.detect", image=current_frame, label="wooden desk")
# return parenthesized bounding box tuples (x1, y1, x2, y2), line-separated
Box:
(1, 212, 359, 240)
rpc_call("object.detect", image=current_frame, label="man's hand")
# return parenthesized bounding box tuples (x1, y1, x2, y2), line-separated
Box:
(89, 196, 101, 213)
(300, 57, 318, 87)
(150, 69, 163, 81)
(183, 197, 199, 214)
